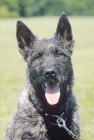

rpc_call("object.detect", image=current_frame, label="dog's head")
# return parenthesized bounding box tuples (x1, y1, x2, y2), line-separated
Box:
(16, 12, 74, 106)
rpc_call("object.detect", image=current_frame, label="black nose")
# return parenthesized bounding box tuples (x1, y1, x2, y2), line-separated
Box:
(44, 69, 56, 79)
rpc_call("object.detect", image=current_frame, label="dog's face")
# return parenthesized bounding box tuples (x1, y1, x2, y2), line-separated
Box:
(16, 12, 74, 106)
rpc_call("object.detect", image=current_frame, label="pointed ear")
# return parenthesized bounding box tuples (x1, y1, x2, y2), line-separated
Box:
(56, 12, 73, 44)
(16, 21, 35, 60)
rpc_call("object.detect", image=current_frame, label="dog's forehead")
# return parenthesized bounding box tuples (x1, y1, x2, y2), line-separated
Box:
(33, 38, 61, 53)
(39, 39, 57, 49)
(48, 43, 54, 48)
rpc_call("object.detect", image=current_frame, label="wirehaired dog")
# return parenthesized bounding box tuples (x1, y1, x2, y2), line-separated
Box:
(4, 12, 80, 140)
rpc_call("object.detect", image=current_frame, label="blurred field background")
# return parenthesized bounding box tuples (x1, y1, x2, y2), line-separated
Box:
(1, 16, 94, 140)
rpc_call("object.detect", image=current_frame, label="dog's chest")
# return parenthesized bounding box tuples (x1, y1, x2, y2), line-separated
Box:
(45, 121, 73, 140)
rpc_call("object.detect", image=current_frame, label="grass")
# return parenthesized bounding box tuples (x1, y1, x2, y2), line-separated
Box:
(1, 16, 94, 140)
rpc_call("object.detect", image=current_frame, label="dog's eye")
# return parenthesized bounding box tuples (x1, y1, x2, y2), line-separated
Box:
(34, 55, 41, 61)
(56, 52, 62, 58)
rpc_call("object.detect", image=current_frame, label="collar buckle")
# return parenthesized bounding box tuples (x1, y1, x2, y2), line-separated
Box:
(51, 112, 66, 126)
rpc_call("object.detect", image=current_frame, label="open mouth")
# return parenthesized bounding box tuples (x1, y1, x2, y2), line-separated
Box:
(42, 82, 62, 105)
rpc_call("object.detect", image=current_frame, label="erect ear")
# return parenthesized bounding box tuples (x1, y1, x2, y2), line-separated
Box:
(16, 21, 35, 60)
(56, 12, 73, 44)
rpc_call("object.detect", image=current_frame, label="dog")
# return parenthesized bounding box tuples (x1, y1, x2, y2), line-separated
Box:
(4, 12, 80, 140)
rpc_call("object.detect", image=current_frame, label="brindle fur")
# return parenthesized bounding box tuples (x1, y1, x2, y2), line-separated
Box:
(4, 12, 80, 140)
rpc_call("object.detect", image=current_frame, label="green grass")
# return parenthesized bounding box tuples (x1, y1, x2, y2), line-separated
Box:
(1, 16, 94, 140)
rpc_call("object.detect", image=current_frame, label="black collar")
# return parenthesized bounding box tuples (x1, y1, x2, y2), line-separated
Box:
(38, 102, 68, 125)
(38, 104, 81, 140)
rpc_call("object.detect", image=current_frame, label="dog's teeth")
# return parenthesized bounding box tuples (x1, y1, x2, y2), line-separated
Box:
(58, 83, 60, 86)
(45, 83, 47, 87)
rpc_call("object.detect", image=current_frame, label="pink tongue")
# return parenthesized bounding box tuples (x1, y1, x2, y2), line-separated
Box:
(45, 82, 60, 105)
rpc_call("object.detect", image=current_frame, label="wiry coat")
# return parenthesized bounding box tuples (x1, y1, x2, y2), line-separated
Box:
(4, 12, 80, 140)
